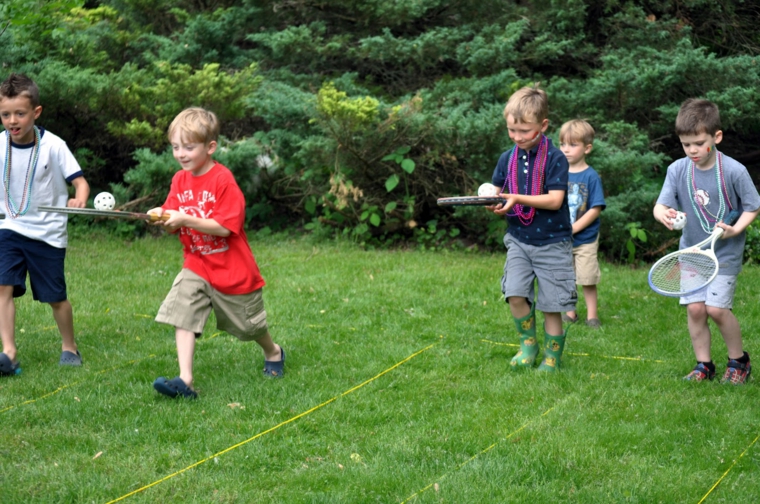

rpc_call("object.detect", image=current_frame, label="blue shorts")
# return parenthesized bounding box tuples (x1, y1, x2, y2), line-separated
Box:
(501, 234, 577, 313)
(0, 230, 67, 303)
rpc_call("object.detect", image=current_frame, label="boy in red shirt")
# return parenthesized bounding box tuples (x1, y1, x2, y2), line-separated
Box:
(149, 107, 284, 398)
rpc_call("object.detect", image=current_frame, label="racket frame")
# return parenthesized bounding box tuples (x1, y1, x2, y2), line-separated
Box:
(437, 196, 506, 206)
(647, 210, 741, 297)
(37, 205, 169, 221)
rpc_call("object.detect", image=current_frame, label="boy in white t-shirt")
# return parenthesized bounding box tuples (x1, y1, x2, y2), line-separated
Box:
(0, 73, 90, 376)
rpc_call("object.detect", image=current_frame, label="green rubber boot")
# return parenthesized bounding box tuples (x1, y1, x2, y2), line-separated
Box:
(510, 306, 538, 369)
(537, 331, 567, 372)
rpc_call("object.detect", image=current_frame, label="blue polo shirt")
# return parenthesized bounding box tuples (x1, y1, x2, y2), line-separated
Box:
(491, 137, 572, 246)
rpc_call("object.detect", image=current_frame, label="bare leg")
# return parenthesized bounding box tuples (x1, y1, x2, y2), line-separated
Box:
(708, 306, 744, 360)
(175, 328, 196, 388)
(50, 300, 78, 354)
(544, 312, 563, 336)
(583, 285, 599, 320)
(507, 296, 531, 320)
(255, 331, 282, 361)
(0, 286, 17, 363)
(687, 302, 711, 362)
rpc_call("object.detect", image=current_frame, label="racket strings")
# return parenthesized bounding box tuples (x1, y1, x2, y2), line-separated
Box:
(649, 251, 718, 295)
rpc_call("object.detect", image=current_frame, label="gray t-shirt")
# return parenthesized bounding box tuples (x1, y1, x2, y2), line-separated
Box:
(656, 153, 760, 275)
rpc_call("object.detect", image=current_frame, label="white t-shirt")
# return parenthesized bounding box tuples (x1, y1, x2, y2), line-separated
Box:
(0, 127, 84, 248)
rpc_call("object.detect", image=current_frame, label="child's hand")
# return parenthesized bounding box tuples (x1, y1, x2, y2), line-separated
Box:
(145, 207, 164, 225)
(161, 210, 186, 230)
(67, 198, 87, 209)
(655, 206, 678, 230)
(484, 200, 503, 212)
(492, 193, 517, 216)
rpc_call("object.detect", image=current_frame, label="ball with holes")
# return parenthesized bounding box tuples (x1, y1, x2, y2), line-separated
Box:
(478, 183, 499, 197)
(94, 192, 116, 211)
(671, 211, 686, 231)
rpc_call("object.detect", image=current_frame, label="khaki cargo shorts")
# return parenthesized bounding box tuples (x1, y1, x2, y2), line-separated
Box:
(155, 268, 269, 341)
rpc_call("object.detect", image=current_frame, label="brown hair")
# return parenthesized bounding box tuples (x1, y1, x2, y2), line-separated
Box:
(503, 85, 548, 124)
(168, 107, 220, 145)
(560, 119, 595, 145)
(675, 98, 721, 136)
(0, 73, 40, 108)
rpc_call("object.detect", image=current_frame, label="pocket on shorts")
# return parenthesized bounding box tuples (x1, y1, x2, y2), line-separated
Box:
(244, 296, 267, 336)
(552, 269, 578, 306)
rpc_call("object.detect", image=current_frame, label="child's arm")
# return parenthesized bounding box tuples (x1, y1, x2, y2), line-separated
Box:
(493, 189, 565, 216)
(67, 176, 90, 208)
(717, 208, 760, 239)
(653, 203, 678, 230)
(572, 206, 602, 235)
(158, 211, 231, 237)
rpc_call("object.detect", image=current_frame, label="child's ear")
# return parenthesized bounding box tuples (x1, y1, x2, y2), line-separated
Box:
(206, 140, 218, 155)
(33, 105, 42, 120)
(713, 130, 723, 145)
(584, 144, 593, 155)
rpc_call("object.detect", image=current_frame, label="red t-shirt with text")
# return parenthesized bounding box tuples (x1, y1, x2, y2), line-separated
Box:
(162, 162, 265, 295)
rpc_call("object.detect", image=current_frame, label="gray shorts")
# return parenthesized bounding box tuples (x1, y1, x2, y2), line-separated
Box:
(679, 274, 737, 309)
(501, 234, 577, 313)
(155, 268, 269, 341)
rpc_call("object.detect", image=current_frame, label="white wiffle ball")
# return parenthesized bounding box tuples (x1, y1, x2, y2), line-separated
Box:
(478, 183, 499, 197)
(94, 192, 116, 211)
(671, 211, 686, 231)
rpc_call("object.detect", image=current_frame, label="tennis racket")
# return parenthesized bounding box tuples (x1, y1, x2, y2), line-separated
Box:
(648, 210, 741, 297)
(38, 206, 170, 222)
(437, 196, 506, 206)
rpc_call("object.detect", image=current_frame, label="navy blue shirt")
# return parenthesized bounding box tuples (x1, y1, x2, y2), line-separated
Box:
(491, 137, 572, 246)
(568, 166, 606, 246)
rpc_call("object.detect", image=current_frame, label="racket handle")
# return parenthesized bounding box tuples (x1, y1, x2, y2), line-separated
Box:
(724, 210, 741, 226)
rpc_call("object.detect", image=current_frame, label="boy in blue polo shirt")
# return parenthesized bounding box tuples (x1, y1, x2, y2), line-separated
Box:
(489, 85, 576, 372)
(559, 119, 606, 328)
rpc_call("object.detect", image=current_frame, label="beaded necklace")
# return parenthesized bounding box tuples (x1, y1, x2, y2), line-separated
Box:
(3, 126, 41, 219)
(500, 134, 548, 225)
(686, 150, 732, 234)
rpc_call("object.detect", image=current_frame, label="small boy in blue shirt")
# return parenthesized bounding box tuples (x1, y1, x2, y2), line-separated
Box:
(489, 85, 576, 372)
(559, 120, 606, 328)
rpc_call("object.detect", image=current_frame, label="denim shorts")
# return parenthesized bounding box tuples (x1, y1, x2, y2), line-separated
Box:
(0, 230, 67, 302)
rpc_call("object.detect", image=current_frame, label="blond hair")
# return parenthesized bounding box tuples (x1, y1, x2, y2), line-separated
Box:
(560, 119, 595, 145)
(503, 85, 548, 124)
(675, 98, 720, 136)
(168, 107, 220, 144)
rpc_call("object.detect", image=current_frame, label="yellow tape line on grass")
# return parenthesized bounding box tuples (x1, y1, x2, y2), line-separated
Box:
(0, 332, 225, 414)
(0, 355, 157, 414)
(105, 341, 440, 504)
(697, 431, 760, 504)
(400, 405, 557, 503)
(481, 338, 666, 363)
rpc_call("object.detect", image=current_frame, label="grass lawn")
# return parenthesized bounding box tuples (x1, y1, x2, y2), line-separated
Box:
(2, 231, 760, 503)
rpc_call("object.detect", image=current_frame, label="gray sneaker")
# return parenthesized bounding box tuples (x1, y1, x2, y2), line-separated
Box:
(585, 318, 601, 329)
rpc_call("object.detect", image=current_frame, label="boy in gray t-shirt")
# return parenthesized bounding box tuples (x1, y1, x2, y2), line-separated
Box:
(654, 98, 760, 384)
